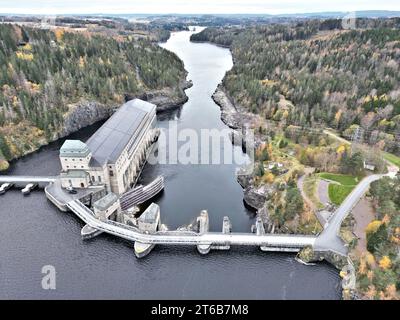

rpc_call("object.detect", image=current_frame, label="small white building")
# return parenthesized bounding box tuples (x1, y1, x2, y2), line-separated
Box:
(265, 162, 284, 170)
(363, 161, 376, 171)
(93, 193, 120, 221)
(59, 99, 158, 195)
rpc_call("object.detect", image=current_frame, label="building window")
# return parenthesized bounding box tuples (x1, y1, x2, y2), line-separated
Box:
(109, 170, 114, 177)
(98, 176, 102, 182)
(92, 176, 95, 182)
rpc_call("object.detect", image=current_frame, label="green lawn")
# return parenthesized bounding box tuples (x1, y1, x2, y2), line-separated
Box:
(383, 152, 400, 168)
(319, 172, 359, 205)
(328, 184, 355, 206)
(318, 173, 359, 186)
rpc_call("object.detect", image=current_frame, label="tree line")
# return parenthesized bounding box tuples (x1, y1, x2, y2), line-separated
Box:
(191, 19, 400, 154)
(0, 24, 186, 161)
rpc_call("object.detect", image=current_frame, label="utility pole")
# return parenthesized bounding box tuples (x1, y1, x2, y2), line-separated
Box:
(350, 126, 363, 155)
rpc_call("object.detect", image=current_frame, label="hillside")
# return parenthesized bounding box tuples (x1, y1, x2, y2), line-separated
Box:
(0, 24, 188, 169)
(191, 18, 400, 155)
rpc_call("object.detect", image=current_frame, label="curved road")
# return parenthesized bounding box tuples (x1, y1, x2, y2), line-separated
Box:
(315, 171, 396, 255)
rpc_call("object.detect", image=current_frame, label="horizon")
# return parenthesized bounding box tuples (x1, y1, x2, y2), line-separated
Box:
(1, 0, 400, 15)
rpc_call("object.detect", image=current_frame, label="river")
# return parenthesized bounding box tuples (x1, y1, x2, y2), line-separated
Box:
(0, 29, 341, 299)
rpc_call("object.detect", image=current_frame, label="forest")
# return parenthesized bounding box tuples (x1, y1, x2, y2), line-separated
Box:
(354, 176, 400, 299)
(0, 24, 187, 168)
(191, 18, 400, 154)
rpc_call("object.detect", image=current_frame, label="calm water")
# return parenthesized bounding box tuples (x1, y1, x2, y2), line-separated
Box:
(0, 29, 341, 299)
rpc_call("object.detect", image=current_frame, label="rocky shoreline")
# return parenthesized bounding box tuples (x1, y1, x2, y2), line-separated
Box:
(131, 80, 193, 113)
(212, 85, 252, 129)
(212, 85, 268, 211)
(0, 81, 192, 171)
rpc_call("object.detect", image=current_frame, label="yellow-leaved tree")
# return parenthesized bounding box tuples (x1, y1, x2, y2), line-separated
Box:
(54, 28, 64, 42)
(365, 220, 382, 235)
(379, 256, 392, 270)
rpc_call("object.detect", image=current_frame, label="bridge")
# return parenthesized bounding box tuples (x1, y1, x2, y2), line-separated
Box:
(66, 170, 397, 257)
(67, 199, 316, 250)
(1, 168, 396, 258)
(0, 175, 58, 184)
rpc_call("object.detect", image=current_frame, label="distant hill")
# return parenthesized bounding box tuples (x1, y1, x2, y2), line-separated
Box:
(2, 10, 400, 20)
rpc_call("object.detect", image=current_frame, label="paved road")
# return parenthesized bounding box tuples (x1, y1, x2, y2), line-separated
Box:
(314, 173, 393, 255)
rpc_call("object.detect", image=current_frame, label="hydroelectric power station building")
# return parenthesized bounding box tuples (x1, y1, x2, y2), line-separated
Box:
(59, 99, 158, 195)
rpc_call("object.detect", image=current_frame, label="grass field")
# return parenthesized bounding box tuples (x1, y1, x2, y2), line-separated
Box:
(319, 172, 359, 205)
(318, 173, 359, 186)
(383, 152, 400, 168)
(328, 184, 355, 206)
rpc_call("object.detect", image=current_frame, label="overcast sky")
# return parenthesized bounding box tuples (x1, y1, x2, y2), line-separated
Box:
(0, 0, 399, 15)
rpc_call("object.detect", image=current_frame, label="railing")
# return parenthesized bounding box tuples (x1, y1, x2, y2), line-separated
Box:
(66, 199, 317, 248)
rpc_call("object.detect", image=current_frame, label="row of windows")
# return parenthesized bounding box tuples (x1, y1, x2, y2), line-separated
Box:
(91, 175, 102, 183)
(66, 165, 84, 169)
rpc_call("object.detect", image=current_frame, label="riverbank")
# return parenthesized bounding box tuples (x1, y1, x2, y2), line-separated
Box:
(212, 86, 273, 212)
(212, 85, 255, 130)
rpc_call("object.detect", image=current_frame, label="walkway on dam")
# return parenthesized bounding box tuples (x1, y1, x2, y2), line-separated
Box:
(0, 175, 57, 184)
(67, 199, 316, 250)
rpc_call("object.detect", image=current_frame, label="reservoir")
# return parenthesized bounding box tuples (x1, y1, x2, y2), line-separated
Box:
(0, 29, 341, 299)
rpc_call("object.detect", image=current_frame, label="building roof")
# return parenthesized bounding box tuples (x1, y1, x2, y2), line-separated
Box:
(138, 203, 160, 224)
(60, 140, 91, 158)
(93, 193, 119, 211)
(86, 99, 156, 166)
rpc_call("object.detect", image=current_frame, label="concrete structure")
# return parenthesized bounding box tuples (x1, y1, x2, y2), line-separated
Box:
(59, 99, 159, 195)
(197, 210, 209, 234)
(93, 192, 120, 221)
(63, 171, 397, 258)
(137, 203, 160, 233)
(0, 176, 57, 186)
(119, 176, 164, 211)
(66, 200, 317, 252)
(222, 216, 232, 234)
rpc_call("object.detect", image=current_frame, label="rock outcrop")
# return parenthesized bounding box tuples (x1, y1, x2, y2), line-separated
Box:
(212, 86, 255, 130)
(61, 101, 117, 138)
(0, 80, 192, 171)
(130, 80, 193, 113)
(243, 187, 267, 211)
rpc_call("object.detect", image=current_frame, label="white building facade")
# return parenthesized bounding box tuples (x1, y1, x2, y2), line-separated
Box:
(60, 99, 159, 195)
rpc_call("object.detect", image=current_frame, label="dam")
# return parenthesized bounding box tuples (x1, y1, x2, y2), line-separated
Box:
(0, 97, 337, 259)
(1, 29, 342, 299)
